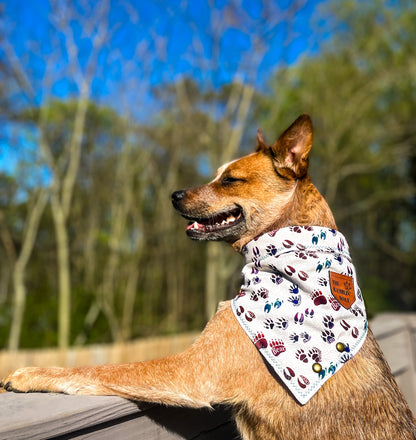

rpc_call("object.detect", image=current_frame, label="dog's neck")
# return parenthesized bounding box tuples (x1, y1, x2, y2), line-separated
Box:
(233, 176, 337, 252)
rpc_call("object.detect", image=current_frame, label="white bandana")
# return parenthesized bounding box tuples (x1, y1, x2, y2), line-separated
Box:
(231, 226, 368, 405)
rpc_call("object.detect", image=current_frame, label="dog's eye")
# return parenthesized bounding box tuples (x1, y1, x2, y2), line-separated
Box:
(221, 176, 244, 186)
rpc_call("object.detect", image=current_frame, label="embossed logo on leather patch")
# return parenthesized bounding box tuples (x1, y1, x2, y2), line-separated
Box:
(329, 271, 355, 310)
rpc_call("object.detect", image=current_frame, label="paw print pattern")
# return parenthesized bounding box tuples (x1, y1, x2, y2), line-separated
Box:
(254, 332, 268, 349)
(264, 318, 275, 330)
(289, 284, 299, 294)
(258, 287, 269, 299)
(308, 347, 322, 362)
(270, 339, 286, 356)
(296, 348, 308, 363)
(323, 315, 334, 329)
(275, 317, 289, 330)
(271, 274, 283, 285)
(329, 296, 341, 311)
(289, 333, 300, 343)
(305, 308, 314, 318)
(321, 329, 335, 344)
(288, 295, 302, 307)
(294, 312, 304, 325)
(311, 290, 327, 306)
(232, 226, 368, 404)
(266, 245, 277, 256)
(295, 251, 308, 260)
(317, 277, 328, 287)
(300, 332, 311, 343)
(340, 353, 352, 363)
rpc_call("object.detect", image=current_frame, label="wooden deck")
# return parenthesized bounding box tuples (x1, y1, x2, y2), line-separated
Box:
(1, 313, 415, 439)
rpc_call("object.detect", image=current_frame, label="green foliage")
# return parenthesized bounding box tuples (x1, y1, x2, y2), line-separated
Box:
(257, 0, 416, 314)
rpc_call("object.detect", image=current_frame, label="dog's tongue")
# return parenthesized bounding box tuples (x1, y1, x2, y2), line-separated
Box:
(186, 221, 203, 231)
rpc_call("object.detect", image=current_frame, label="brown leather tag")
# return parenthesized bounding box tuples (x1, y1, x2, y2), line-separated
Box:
(329, 271, 355, 310)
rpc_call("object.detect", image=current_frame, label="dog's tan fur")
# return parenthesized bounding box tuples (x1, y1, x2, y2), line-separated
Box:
(2, 115, 415, 439)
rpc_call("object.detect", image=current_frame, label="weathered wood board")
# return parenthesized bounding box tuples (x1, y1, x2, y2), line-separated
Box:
(1, 313, 415, 439)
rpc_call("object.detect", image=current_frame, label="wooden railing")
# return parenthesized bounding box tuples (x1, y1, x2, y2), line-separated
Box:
(1, 314, 416, 439)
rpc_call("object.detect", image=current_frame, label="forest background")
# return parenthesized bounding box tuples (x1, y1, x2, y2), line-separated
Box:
(0, 0, 415, 351)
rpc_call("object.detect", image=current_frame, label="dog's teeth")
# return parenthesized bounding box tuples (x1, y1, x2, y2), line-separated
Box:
(193, 222, 199, 230)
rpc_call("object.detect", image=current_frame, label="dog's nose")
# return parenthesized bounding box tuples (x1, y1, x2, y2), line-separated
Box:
(171, 190, 186, 204)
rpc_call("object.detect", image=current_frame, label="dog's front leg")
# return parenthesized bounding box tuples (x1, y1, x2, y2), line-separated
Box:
(1, 302, 262, 408)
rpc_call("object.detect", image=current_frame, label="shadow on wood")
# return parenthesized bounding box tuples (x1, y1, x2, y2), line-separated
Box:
(0, 392, 240, 440)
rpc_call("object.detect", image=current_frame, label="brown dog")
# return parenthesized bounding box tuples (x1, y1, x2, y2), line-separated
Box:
(2, 115, 416, 439)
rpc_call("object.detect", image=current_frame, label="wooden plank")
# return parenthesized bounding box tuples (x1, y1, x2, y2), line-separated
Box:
(0, 392, 238, 440)
(371, 313, 416, 414)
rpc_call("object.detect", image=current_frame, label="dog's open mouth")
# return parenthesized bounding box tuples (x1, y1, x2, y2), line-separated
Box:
(184, 207, 244, 239)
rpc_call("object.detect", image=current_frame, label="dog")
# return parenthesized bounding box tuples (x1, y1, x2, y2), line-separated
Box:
(2, 115, 416, 439)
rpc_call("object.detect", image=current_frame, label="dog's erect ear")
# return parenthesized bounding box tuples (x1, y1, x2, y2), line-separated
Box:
(270, 114, 313, 178)
(256, 129, 269, 152)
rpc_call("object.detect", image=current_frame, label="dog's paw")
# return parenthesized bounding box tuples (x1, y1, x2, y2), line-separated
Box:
(1, 366, 66, 393)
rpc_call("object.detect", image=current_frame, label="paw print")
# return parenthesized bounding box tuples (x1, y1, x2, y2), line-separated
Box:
(257, 287, 269, 299)
(250, 292, 259, 301)
(266, 245, 277, 256)
(317, 277, 328, 287)
(273, 298, 283, 309)
(263, 318, 275, 330)
(351, 306, 364, 317)
(321, 329, 335, 344)
(288, 295, 302, 307)
(311, 290, 327, 306)
(325, 258, 332, 269)
(289, 333, 300, 343)
(253, 332, 268, 349)
(305, 308, 314, 318)
(308, 347, 322, 362)
(275, 317, 289, 330)
(340, 353, 352, 363)
(316, 261, 324, 273)
(289, 284, 299, 294)
(284, 265, 296, 276)
(295, 251, 307, 260)
(334, 254, 343, 264)
(294, 312, 304, 325)
(270, 339, 286, 356)
(264, 302, 272, 313)
(245, 311, 255, 322)
(271, 274, 283, 285)
(296, 349, 308, 363)
(312, 234, 319, 245)
(290, 226, 302, 233)
(300, 332, 311, 343)
(329, 296, 341, 311)
(252, 276, 261, 285)
(323, 315, 334, 329)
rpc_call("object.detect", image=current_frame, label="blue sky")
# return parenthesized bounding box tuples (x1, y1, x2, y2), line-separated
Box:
(1, 0, 326, 176)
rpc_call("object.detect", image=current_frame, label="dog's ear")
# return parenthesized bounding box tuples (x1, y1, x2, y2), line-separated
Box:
(255, 129, 268, 152)
(270, 114, 313, 178)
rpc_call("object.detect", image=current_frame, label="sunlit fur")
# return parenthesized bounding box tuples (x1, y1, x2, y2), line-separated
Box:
(2, 115, 415, 439)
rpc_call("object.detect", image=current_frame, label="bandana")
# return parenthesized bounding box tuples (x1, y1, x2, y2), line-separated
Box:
(231, 226, 368, 405)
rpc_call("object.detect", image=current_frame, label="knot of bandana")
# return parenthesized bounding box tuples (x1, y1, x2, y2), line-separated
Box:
(231, 226, 368, 404)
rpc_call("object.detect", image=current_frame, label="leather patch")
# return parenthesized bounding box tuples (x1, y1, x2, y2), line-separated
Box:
(329, 271, 355, 310)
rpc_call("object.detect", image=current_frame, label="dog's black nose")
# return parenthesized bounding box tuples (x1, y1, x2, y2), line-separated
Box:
(171, 190, 186, 204)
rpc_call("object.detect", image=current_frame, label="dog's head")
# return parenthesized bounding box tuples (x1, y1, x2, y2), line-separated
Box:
(172, 114, 334, 250)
